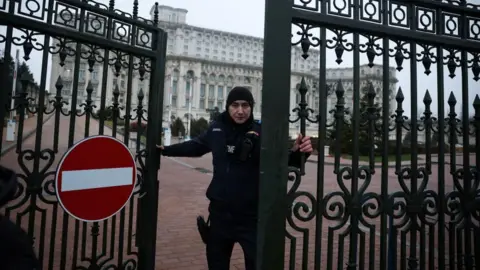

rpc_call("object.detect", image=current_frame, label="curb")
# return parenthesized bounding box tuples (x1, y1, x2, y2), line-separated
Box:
(1, 113, 55, 157)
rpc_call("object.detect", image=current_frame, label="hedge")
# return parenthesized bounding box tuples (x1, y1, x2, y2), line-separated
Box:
(288, 137, 476, 156)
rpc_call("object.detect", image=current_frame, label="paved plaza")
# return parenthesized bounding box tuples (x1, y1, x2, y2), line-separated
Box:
(0, 115, 475, 269)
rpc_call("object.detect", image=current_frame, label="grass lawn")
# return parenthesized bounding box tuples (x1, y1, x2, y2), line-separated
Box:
(341, 154, 418, 162)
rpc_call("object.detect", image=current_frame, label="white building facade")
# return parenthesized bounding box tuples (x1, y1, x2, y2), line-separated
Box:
(49, 4, 398, 138)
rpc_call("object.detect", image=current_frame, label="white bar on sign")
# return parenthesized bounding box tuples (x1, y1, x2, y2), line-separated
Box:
(61, 167, 133, 192)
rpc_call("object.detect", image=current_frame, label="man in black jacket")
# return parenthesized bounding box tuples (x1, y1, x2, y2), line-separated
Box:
(158, 86, 313, 270)
(0, 165, 41, 269)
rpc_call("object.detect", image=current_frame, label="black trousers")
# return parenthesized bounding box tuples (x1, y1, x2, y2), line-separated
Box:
(206, 206, 257, 270)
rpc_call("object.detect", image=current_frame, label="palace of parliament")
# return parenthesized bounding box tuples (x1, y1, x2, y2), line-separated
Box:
(49, 4, 398, 137)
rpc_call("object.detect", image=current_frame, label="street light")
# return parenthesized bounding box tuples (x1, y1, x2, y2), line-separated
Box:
(165, 74, 173, 124)
(183, 72, 197, 140)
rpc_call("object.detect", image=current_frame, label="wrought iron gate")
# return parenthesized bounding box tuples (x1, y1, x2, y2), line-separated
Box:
(259, 0, 479, 269)
(0, 0, 166, 269)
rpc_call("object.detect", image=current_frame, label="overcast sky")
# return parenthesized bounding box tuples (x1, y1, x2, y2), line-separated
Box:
(1, 0, 479, 119)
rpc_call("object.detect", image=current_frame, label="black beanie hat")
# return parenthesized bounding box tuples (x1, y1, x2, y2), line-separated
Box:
(226, 86, 254, 110)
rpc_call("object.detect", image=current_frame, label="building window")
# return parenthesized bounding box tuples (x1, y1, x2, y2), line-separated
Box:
(208, 85, 215, 98)
(217, 86, 224, 99)
(185, 81, 191, 107)
(79, 69, 85, 80)
(172, 80, 178, 94)
(200, 84, 206, 97)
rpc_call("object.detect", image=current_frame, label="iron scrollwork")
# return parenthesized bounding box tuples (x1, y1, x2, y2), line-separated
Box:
(284, 0, 480, 269)
(0, 0, 164, 269)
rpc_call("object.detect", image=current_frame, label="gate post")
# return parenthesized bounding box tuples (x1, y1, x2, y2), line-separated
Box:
(257, 0, 292, 268)
(138, 28, 168, 270)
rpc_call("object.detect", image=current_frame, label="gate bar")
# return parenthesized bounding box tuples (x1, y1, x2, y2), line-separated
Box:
(57, 0, 159, 31)
(394, 0, 480, 17)
(387, 214, 396, 270)
(291, 11, 480, 53)
(0, 13, 157, 58)
(138, 29, 168, 270)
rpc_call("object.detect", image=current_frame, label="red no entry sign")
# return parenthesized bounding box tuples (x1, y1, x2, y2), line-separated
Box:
(55, 135, 137, 222)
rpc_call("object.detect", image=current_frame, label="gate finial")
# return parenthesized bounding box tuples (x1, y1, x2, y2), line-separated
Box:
(395, 87, 404, 103)
(55, 75, 63, 91)
(133, 0, 138, 18)
(473, 95, 480, 115)
(153, 3, 159, 25)
(423, 90, 432, 106)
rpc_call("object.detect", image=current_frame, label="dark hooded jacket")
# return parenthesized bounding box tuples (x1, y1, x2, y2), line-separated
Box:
(161, 112, 306, 218)
(0, 165, 41, 269)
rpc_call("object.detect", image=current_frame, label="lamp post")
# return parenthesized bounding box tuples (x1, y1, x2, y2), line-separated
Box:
(165, 74, 172, 124)
(6, 49, 20, 142)
(187, 77, 192, 140)
(183, 73, 197, 140)
(186, 76, 193, 140)
(45, 91, 50, 110)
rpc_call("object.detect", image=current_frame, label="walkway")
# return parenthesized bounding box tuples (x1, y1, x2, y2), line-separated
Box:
(1, 114, 52, 155)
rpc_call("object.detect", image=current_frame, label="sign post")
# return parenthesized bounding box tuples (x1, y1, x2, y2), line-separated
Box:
(55, 135, 137, 222)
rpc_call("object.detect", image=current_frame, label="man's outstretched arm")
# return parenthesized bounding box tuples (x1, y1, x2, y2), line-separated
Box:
(159, 130, 211, 157)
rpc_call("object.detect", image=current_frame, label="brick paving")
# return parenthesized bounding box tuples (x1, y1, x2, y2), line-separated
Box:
(0, 114, 475, 269)
(173, 150, 475, 269)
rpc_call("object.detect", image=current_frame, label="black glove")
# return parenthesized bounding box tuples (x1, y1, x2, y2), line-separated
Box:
(196, 215, 210, 244)
(237, 131, 259, 162)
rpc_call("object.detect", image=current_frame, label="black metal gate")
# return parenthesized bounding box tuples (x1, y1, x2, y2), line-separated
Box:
(0, 0, 166, 269)
(258, 0, 479, 269)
